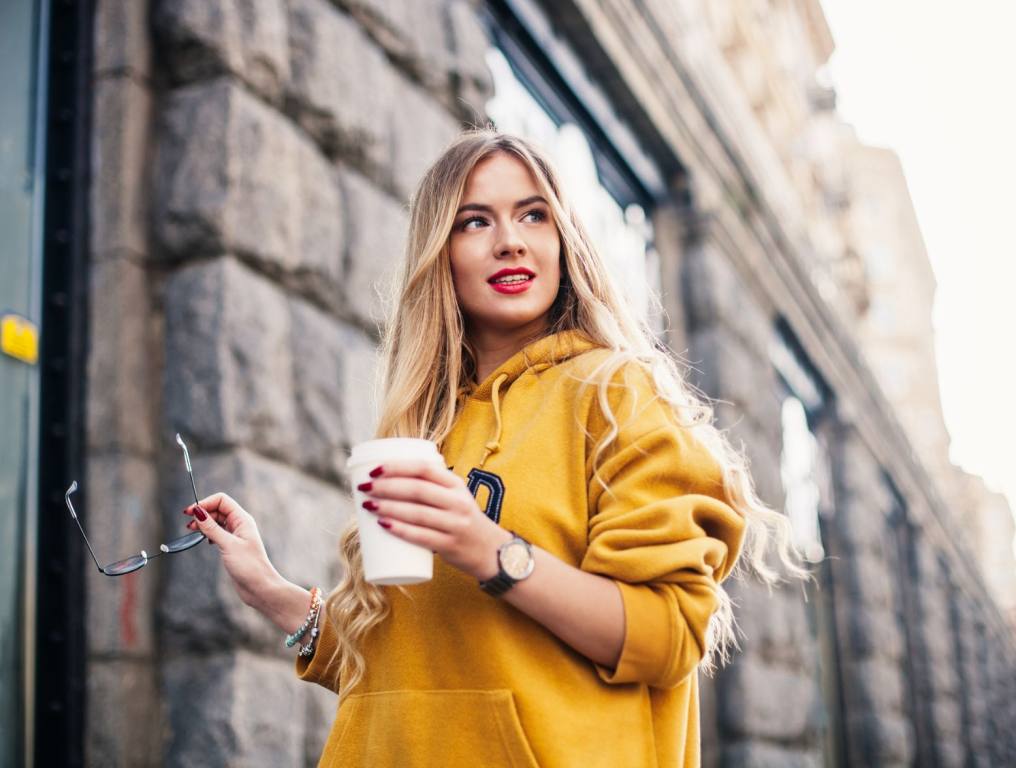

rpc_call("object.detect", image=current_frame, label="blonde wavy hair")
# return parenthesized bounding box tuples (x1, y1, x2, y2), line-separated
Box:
(323, 129, 805, 695)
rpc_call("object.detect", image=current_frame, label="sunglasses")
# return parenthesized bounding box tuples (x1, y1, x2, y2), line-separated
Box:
(64, 433, 207, 576)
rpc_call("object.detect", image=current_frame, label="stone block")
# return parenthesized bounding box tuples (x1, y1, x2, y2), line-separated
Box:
(727, 582, 814, 670)
(162, 651, 304, 768)
(339, 168, 407, 328)
(86, 256, 158, 455)
(91, 75, 152, 258)
(154, 0, 290, 102)
(687, 327, 772, 425)
(159, 448, 349, 651)
(832, 496, 891, 554)
(164, 257, 299, 460)
(447, 0, 495, 122)
(682, 244, 772, 359)
(718, 655, 817, 741)
(843, 605, 905, 660)
(290, 301, 350, 480)
(845, 712, 913, 767)
(287, 0, 393, 168)
(156, 80, 343, 292)
(720, 742, 821, 768)
(86, 659, 162, 767)
(337, 0, 456, 96)
(844, 656, 906, 716)
(337, 327, 382, 447)
(94, 0, 151, 77)
(389, 73, 462, 198)
(82, 453, 160, 656)
(841, 550, 894, 609)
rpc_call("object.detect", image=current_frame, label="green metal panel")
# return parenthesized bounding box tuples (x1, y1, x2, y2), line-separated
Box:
(0, 1, 47, 766)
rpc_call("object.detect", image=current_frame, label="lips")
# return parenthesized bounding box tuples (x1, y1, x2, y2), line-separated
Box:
(488, 267, 536, 284)
(488, 267, 536, 295)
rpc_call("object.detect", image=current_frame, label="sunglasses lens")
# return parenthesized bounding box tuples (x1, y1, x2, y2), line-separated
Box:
(164, 531, 205, 553)
(104, 555, 146, 576)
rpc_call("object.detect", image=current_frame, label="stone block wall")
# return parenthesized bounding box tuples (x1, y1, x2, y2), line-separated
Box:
(87, 0, 486, 763)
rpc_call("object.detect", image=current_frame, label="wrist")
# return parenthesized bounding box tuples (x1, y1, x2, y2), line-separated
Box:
(471, 525, 514, 581)
(259, 573, 314, 634)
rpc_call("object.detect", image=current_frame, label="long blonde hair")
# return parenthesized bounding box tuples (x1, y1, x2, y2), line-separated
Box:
(324, 129, 805, 694)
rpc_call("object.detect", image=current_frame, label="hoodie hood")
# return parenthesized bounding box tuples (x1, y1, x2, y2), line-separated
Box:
(465, 330, 602, 468)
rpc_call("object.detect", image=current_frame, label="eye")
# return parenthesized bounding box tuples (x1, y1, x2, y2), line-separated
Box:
(521, 209, 547, 224)
(459, 216, 488, 231)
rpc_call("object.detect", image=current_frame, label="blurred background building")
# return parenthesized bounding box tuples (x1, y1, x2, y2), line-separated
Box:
(2, 0, 1015, 765)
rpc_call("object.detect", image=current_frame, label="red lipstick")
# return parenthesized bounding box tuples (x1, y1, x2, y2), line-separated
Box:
(488, 267, 535, 294)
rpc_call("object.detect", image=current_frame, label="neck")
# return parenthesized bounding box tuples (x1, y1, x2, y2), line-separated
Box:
(469, 319, 551, 383)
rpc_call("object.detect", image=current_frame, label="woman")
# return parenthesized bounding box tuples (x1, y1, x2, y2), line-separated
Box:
(183, 130, 801, 767)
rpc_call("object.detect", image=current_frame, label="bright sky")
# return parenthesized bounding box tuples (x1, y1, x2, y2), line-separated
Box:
(819, 0, 1016, 511)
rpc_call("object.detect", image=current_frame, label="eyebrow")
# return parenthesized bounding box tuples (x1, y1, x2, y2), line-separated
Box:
(455, 195, 548, 216)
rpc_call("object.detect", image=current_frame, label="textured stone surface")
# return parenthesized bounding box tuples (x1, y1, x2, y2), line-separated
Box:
(86, 659, 161, 767)
(718, 655, 818, 741)
(163, 651, 304, 768)
(156, 80, 343, 295)
(159, 448, 349, 651)
(720, 742, 821, 768)
(91, 75, 152, 258)
(388, 67, 464, 197)
(86, 256, 157, 454)
(155, 0, 290, 102)
(339, 167, 407, 328)
(83, 453, 160, 656)
(728, 582, 814, 669)
(845, 711, 913, 767)
(94, 0, 151, 77)
(290, 300, 350, 481)
(446, 0, 496, 121)
(165, 257, 299, 460)
(287, 0, 393, 168)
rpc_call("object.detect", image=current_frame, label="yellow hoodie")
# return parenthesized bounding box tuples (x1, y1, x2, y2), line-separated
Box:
(298, 331, 746, 767)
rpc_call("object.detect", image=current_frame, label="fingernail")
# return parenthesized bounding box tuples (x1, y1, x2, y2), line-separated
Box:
(369, 466, 384, 478)
(378, 519, 392, 529)
(362, 500, 379, 512)
(193, 506, 207, 522)
(357, 482, 372, 492)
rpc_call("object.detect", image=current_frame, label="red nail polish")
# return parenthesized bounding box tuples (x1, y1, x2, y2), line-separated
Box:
(193, 506, 207, 522)
(363, 500, 379, 512)
(369, 466, 384, 478)
(378, 519, 392, 529)
(357, 482, 372, 492)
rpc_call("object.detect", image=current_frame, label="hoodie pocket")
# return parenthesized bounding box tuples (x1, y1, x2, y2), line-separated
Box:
(322, 689, 540, 768)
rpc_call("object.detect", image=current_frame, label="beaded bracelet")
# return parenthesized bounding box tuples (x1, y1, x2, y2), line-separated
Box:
(297, 596, 323, 658)
(285, 587, 322, 649)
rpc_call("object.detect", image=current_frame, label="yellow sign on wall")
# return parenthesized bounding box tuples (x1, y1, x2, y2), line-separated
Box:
(1, 313, 39, 365)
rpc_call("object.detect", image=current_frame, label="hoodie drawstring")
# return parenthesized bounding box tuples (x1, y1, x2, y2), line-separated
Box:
(479, 372, 509, 469)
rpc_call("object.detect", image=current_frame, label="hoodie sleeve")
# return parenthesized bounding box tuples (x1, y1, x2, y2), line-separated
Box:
(580, 371, 746, 689)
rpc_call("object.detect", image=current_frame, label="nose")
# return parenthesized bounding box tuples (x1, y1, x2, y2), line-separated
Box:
(494, 219, 526, 259)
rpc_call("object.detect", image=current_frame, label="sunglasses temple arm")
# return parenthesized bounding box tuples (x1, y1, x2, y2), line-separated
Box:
(65, 492, 106, 574)
(187, 470, 201, 508)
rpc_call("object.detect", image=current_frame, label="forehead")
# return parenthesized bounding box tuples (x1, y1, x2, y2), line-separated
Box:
(462, 151, 542, 200)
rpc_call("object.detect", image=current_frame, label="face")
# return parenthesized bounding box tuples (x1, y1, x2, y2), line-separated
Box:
(449, 152, 562, 343)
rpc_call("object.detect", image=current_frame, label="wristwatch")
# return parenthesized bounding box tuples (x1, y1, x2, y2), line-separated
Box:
(479, 532, 535, 597)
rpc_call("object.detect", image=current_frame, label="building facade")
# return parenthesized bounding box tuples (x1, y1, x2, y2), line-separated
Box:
(4, 0, 1015, 766)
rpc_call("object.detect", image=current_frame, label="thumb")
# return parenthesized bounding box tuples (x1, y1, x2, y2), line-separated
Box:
(189, 504, 235, 548)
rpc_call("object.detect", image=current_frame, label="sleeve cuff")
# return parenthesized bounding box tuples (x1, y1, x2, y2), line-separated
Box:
(295, 612, 341, 692)
(596, 580, 718, 689)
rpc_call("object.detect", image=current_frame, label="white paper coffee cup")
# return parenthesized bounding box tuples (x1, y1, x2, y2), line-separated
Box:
(348, 438, 443, 585)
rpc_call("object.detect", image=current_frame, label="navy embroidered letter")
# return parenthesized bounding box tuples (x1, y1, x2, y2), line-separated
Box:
(466, 468, 505, 523)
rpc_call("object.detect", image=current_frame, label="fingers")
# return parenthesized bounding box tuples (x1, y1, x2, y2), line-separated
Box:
(364, 498, 466, 534)
(183, 492, 253, 535)
(185, 502, 236, 548)
(359, 477, 461, 511)
(369, 460, 462, 489)
(374, 516, 451, 552)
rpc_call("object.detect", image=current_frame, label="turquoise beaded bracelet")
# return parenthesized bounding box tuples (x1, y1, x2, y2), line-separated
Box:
(285, 587, 322, 649)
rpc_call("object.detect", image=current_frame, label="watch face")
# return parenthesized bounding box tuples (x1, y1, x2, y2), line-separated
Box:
(500, 540, 533, 579)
